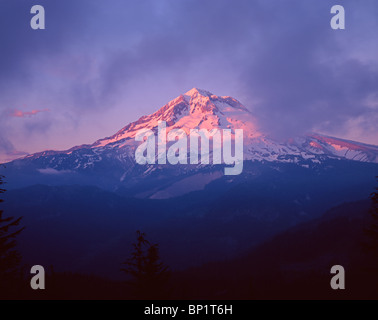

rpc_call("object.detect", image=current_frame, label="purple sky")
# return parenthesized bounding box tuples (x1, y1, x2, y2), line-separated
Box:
(0, 0, 377, 162)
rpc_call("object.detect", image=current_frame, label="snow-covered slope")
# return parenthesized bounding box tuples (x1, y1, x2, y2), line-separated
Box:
(4, 88, 377, 196)
(18, 87, 378, 169)
(89, 88, 260, 148)
(243, 133, 378, 164)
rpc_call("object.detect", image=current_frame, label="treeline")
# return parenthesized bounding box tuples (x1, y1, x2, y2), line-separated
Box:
(0, 173, 170, 300)
(1, 174, 378, 299)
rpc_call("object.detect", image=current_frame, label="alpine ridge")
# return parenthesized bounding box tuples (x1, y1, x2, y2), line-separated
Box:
(18, 88, 378, 164)
(4, 88, 378, 195)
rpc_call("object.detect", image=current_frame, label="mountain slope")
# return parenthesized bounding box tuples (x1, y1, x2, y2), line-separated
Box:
(3, 88, 378, 192)
(14, 88, 378, 163)
(173, 199, 376, 299)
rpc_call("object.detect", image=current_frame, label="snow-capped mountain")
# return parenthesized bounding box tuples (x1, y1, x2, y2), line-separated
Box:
(18, 87, 378, 165)
(3, 91, 376, 280)
(4, 88, 378, 195)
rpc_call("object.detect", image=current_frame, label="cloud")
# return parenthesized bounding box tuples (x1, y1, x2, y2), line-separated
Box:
(37, 168, 73, 175)
(74, 0, 378, 144)
(0, 136, 28, 163)
(10, 109, 50, 118)
(0, 0, 377, 159)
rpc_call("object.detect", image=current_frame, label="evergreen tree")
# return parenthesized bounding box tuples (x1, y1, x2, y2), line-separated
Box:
(0, 173, 25, 297)
(121, 230, 149, 287)
(361, 176, 378, 295)
(144, 243, 170, 297)
(121, 230, 170, 298)
(366, 177, 378, 255)
(365, 177, 378, 248)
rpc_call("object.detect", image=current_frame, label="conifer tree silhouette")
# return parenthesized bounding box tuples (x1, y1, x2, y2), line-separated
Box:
(0, 173, 25, 298)
(361, 175, 378, 294)
(366, 177, 378, 258)
(121, 230, 170, 299)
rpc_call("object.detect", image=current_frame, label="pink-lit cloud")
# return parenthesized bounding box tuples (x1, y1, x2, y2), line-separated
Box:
(10, 108, 50, 118)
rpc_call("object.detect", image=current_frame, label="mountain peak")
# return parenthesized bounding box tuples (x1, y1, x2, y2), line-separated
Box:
(12, 88, 378, 167)
(184, 88, 213, 97)
(88, 88, 258, 148)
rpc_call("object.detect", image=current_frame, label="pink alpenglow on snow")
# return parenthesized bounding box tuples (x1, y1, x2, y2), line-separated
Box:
(134, 120, 244, 175)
